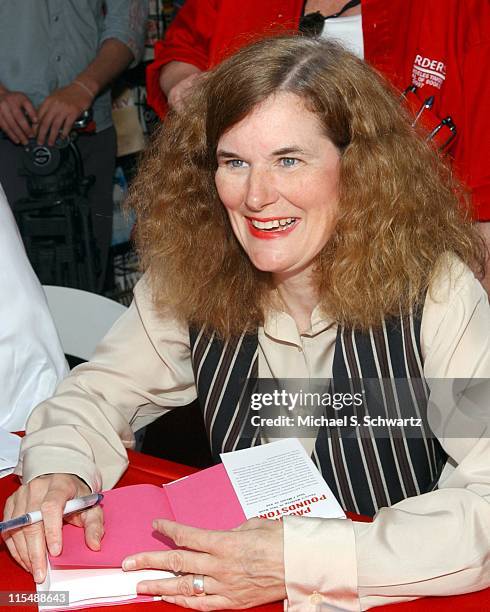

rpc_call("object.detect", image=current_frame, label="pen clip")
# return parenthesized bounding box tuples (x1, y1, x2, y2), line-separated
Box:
(400, 84, 418, 101)
(426, 116, 457, 150)
(411, 96, 435, 127)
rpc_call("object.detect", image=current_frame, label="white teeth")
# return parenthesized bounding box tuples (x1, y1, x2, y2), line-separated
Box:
(251, 218, 296, 231)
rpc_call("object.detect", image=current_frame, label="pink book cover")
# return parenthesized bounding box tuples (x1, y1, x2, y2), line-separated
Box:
(51, 464, 245, 569)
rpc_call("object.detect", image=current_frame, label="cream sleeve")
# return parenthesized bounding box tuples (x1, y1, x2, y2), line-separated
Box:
(15, 278, 197, 491)
(283, 258, 490, 611)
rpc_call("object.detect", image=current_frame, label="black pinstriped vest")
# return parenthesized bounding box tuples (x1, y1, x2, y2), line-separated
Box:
(189, 312, 447, 517)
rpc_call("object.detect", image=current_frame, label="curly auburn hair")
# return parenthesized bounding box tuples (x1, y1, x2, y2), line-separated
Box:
(129, 35, 484, 336)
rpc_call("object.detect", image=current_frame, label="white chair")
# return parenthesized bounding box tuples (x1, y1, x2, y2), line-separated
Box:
(43, 285, 127, 361)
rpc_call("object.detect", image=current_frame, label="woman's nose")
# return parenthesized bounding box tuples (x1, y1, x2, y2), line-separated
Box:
(244, 168, 278, 211)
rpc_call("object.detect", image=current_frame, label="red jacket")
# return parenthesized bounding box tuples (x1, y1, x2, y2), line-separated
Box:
(146, 0, 490, 220)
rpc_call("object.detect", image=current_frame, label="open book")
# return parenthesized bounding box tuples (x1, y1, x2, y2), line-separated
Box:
(38, 438, 345, 610)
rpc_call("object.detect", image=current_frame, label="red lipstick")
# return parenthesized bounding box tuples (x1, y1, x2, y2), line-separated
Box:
(246, 217, 298, 240)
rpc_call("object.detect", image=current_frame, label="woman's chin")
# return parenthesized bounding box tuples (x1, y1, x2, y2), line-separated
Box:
(248, 254, 293, 275)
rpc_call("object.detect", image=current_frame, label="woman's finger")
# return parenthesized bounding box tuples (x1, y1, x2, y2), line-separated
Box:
(137, 573, 221, 598)
(3, 536, 29, 572)
(28, 476, 80, 558)
(8, 490, 34, 572)
(159, 594, 231, 611)
(78, 504, 105, 551)
(38, 495, 65, 557)
(1, 494, 28, 570)
(123, 548, 216, 576)
(23, 522, 48, 582)
(9, 528, 31, 572)
(153, 519, 228, 555)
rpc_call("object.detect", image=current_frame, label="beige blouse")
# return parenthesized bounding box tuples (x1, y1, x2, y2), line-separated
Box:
(16, 256, 490, 610)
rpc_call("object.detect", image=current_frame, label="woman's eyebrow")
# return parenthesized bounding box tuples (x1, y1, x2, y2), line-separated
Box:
(217, 146, 307, 159)
(216, 149, 240, 159)
(271, 146, 307, 156)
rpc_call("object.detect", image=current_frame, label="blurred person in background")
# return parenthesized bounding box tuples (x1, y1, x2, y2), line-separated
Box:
(0, 0, 148, 291)
(0, 184, 68, 433)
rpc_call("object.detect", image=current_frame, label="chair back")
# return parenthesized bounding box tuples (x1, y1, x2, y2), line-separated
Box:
(43, 285, 127, 361)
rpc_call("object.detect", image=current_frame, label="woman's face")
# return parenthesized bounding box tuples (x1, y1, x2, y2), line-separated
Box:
(215, 92, 340, 283)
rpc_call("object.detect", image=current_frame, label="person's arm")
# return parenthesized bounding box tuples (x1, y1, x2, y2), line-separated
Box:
(283, 258, 490, 610)
(4, 277, 196, 582)
(16, 278, 196, 490)
(36, 39, 133, 145)
(36, 0, 148, 145)
(146, 0, 218, 117)
(159, 61, 203, 111)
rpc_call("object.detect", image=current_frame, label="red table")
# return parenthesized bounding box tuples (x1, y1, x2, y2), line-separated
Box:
(1, 449, 487, 611)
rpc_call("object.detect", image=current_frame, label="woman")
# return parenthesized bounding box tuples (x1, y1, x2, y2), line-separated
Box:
(148, 0, 490, 291)
(4, 37, 490, 610)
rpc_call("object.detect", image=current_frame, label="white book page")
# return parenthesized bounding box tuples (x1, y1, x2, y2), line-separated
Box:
(38, 560, 174, 610)
(220, 438, 345, 520)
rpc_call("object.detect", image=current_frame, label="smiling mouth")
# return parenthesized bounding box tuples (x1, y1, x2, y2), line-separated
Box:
(248, 217, 298, 232)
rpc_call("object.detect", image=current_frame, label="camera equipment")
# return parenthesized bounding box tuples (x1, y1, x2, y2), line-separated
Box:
(14, 111, 99, 291)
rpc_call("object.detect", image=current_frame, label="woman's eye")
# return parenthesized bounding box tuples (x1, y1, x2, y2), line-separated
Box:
(280, 157, 299, 168)
(226, 159, 247, 168)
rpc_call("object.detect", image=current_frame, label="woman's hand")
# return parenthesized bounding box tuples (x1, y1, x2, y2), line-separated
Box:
(2, 474, 104, 583)
(123, 517, 286, 610)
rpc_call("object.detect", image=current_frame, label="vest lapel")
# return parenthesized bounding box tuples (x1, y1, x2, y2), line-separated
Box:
(190, 326, 260, 461)
(189, 310, 447, 516)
